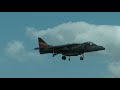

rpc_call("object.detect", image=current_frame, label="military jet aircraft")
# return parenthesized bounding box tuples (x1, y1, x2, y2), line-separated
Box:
(34, 37, 105, 61)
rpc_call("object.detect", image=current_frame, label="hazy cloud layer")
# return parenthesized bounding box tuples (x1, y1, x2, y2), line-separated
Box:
(108, 61, 120, 77)
(5, 40, 40, 61)
(26, 21, 120, 77)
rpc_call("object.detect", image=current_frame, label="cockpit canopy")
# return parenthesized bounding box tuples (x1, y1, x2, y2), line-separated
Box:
(85, 41, 97, 46)
(87, 42, 93, 45)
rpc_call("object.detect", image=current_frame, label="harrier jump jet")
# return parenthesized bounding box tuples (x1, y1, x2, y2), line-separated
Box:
(34, 37, 105, 61)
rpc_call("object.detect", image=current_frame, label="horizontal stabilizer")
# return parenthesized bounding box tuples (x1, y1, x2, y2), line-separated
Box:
(34, 47, 40, 50)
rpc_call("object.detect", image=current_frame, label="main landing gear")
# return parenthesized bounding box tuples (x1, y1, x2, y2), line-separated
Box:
(62, 56, 66, 60)
(68, 56, 70, 61)
(61, 55, 84, 61)
(61, 56, 71, 61)
(52, 49, 84, 61)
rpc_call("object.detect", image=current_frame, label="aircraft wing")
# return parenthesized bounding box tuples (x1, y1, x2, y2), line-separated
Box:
(48, 44, 78, 50)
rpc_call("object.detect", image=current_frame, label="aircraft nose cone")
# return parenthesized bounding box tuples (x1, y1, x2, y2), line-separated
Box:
(99, 46, 105, 50)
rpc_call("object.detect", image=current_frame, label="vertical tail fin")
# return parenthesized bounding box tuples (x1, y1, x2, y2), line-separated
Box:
(38, 37, 48, 48)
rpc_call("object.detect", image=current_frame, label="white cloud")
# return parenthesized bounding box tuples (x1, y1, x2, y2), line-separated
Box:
(5, 40, 40, 62)
(108, 62, 120, 78)
(26, 21, 120, 77)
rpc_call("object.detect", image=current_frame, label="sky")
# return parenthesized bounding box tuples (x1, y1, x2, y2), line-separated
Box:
(0, 12, 120, 78)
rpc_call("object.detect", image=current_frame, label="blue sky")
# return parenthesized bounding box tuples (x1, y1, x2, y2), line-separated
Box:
(0, 12, 120, 78)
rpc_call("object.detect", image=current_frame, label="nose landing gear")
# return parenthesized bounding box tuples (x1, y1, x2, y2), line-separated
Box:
(80, 54, 84, 60)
